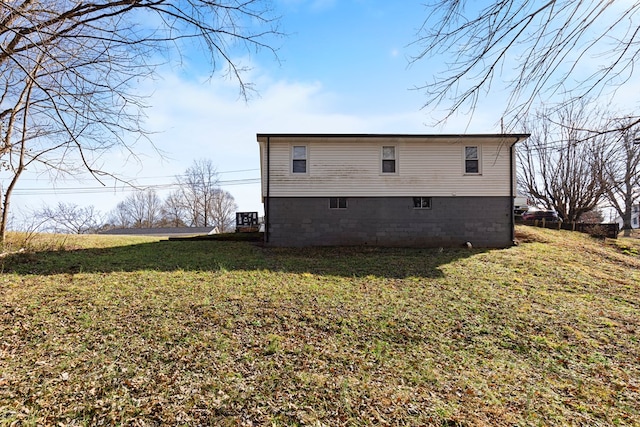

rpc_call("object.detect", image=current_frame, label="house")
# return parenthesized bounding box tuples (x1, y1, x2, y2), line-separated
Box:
(257, 133, 530, 247)
(615, 204, 640, 230)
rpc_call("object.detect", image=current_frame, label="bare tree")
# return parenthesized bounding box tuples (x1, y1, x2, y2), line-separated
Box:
(517, 104, 608, 223)
(108, 202, 132, 229)
(159, 190, 187, 227)
(209, 188, 238, 232)
(176, 159, 220, 227)
(413, 1, 640, 129)
(35, 202, 103, 234)
(600, 120, 640, 236)
(112, 190, 163, 228)
(0, 0, 280, 248)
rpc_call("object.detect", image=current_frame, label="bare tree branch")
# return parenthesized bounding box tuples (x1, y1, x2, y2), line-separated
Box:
(517, 101, 608, 222)
(35, 202, 104, 234)
(600, 119, 640, 236)
(0, 0, 281, 247)
(412, 1, 640, 127)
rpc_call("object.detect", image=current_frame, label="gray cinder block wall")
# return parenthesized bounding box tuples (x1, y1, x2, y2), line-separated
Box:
(266, 196, 513, 247)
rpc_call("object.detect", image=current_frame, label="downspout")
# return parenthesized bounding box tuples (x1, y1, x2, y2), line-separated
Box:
(265, 136, 271, 244)
(509, 137, 521, 245)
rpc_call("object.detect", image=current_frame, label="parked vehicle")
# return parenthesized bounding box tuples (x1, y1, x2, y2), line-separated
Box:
(521, 209, 561, 222)
(514, 196, 531, 220)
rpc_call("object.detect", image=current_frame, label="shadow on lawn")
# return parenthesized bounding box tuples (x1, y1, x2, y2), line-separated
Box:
(1, 238, 487, 279)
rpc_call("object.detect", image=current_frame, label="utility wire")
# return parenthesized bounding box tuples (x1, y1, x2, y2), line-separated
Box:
(11, 177, 261, 196)
(13, 168, 261, 182)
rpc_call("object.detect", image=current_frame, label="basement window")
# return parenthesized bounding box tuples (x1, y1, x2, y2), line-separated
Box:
(413, 197, 432, 209)
(329, 197, 347, 209)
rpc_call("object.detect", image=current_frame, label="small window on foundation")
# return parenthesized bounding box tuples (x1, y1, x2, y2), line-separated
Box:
(329, 197, 347, 209)
(413, 197, 432, 209)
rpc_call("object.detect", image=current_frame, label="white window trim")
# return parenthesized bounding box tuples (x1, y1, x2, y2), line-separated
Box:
(291, 144, 308, 175)
(380, 145, 398, 175)
(463, 145, 482, 175)
(412, 197, 432, 209)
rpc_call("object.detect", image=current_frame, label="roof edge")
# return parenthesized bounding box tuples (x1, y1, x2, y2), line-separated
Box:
(256, 133, 530, 139)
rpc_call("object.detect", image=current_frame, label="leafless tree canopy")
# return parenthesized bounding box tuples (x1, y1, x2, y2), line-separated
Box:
(105, 161, 238, 231)
(170, 159, 238, 230)
(177, 158, 220, 227)
(209, 188, 238, 232)
(35, 202, 103, 234)
(517, 103, 608, 223)
(413, 1, 640, 127)
(161, 190, 187, 228)
(110, 190, 163, 228)
(600, 120, 640, 235)
(0, 0, 279, 246)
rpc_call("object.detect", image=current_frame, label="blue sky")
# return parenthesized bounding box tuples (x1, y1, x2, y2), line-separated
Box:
(5, 0, 573, 225)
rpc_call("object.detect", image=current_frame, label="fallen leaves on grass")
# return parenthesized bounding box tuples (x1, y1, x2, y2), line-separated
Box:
(1, 228, 639, 425)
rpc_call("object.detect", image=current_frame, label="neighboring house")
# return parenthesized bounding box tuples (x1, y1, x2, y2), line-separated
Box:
(257, 133, 530, 247)
(615, 204, 640, 230)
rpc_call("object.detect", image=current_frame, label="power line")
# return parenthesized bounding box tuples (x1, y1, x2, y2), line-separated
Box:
(14, 168, 261, 182)
(11, 177, 261, 196)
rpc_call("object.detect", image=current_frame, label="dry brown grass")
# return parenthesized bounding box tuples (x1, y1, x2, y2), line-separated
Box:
(1, 226, 639, 426)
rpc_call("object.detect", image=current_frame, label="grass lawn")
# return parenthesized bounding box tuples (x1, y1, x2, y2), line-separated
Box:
(1, 226, 639, 426)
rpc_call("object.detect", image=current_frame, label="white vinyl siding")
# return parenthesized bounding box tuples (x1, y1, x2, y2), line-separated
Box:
(259, 136, 514, 198)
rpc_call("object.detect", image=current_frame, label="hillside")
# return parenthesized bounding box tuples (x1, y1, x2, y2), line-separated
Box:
(1, 226, 639, 426)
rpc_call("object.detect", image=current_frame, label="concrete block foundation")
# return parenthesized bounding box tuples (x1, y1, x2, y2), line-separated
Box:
(265, 196, 513, 247)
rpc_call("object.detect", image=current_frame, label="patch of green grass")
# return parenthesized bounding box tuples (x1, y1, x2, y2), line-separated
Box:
(1, 227, 639, 426)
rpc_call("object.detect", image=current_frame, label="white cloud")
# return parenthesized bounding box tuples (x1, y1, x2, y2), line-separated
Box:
(9, 63, 503, 225)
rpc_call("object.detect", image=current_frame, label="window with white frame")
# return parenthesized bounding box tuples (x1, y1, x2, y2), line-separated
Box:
(329, 197, 347, 209)
(292, 145, 307, 173)
(464, 146, 480, 174)
(382, 146, 396, 173)
(413, 197, 432, 209)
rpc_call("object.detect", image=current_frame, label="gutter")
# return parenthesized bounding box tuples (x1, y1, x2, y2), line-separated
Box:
(265, 136, 271, 244)
(509, 136, 523, 245)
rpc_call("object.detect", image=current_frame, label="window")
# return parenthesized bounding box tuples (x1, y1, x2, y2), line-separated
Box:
(413, 197, 432, 209)
(329, 197, 347, 209)
(382, 146, 396, 173)
(465, 146, 480, 174)
(292, 145, 307, 173)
